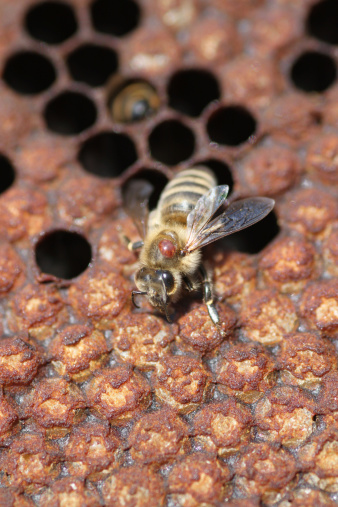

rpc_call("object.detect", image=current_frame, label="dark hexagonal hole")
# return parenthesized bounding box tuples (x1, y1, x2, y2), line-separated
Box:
(35, 230, 92, 279)
(66, 44, 118, 87)
(290, 51, 337, 93)
(207, 106, 256, 146)
(90, 0, 140, 36)
(3, 51, 56, 95)
(307, 0, 338, 45)
(44, 91, 97, 135)
(168, 69, 220, 117)
(24, 1, 78, 44)
(149, 120, 195, 166)
(0, 155, 15, 194)
(78, 132, 138, 177)
(122, 169, 168, 211)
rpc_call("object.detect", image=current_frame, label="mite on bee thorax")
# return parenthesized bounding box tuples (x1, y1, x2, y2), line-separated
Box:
(124, 167, 274, 328)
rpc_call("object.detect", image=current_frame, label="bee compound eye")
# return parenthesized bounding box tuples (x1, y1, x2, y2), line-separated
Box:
(162, 271, 175, 292)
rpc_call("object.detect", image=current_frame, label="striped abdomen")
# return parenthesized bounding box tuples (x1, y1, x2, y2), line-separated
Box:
(157, 167, 217, 224)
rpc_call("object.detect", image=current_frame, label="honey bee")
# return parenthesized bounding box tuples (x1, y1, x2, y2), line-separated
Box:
(110, 80, 160, 123)
(124, 167, 274, 327)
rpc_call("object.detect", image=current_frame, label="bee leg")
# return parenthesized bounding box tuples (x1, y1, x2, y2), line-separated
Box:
(122, 235, 144, 252)
(183, 276, 194, 292)
(199, 266, 221, 330)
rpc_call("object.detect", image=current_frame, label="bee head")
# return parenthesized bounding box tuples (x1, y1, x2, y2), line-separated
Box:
(133, 267, 176, 321)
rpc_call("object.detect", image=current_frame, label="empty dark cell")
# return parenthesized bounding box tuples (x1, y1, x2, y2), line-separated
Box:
(221, 210, 279, 254)
(35, 230, 92, 279)
(168, 69, 220, 117)
(123, 169, 168, 211)
(207, 106, 256, 146)
(91, 0, 140, 36)
(2, 51, 56, 95)
(24, 1, 77, 44)
(67, 44, 118, 87)
(78, 132, 137, 177)
(0, 155, 15, 194)
(290, 51, 336, 93)
(44, 91, 97, 135)
(307, 0, 338, 45)
(149, 120, 195, 166)
(197, 159, 233, 193)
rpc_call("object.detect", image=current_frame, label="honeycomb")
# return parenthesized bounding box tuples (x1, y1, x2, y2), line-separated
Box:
(0, 0, 337, 505)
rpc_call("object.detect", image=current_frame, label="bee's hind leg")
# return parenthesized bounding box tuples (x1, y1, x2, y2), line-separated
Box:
(199, 266, 221, 330)
(122, 236, 144, 252)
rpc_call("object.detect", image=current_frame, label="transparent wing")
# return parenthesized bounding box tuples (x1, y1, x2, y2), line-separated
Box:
(123, 179, 153, 238)
(186, 185, 229, 250)
(185, 197, 275, 252)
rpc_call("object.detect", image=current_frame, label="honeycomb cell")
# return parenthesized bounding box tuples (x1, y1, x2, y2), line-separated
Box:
(2, 51, 56, 95)
(322, 225, 338, 277)
(109, 80, 160, 124)
(35, 230, 92, 280)
(277, 332, 337, 389)
(128, 407, 189, 465)
(279, 187, 338, 239)
(64, 420, 121, 480)
(0, 336, 41, 386)
(300, 279, 338, 338)
(78, 131, 137, 177)
(102, 466, 165, 507)
(213, 251, 256, 303)
(97, 217, 140, 271)
(207, 105, 256, 146)
(259, 236, 318, 293)
(152, 355, 211, 413)
(148, 119, 195, 166)
(50, 324, 109, 382)
(68, 267, 128, 328)
(0, 396, 19, 445)
(155, 0, 198, 31)
(0, 243, 25, 295)
(168, 453, 231, 506)
(307, 0, 338, 45)
(44, 91, 97, 135)
(254, 386, 316, 448)
(122, 169, 168, 210)
(23, 378, 86, 435)
(90, 0, 140, 37)
(66, 44, 118, 87)
(39, 478, 101, 507)
(110, 311, 174, 370)
(85, 365, 151, 423)
(192, 398, 252, 456)
(177, 301, 237, 354)
(240, 289, 298, 345)
(24, 1, 77, 44)
(216, 342, 276, 403)
(290, 51, 337, 93)
(168, 69, 220, 117)
(0, 155, 15, 194)
(305, 133, 338, 185)
(240, 144, 301, 196)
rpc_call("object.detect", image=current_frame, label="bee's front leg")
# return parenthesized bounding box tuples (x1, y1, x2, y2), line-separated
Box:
(199, 265, 220, 329)
(122, 236, 144, 252)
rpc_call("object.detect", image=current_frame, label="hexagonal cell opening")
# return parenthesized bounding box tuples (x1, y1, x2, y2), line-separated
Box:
(91, 0, 140, 36)
(307, 0, 338, 45)
(24, 1, 78, 44)
(207, 106, 257, 146)
(2, 51, 56, 95)
(149, 120, 195, 166)
(196, 159, 234, 193)
(44, 91, 97, 135)
(78, 132, 138, 178)
(0, 155, 15, 194)
(109, 80, 160, 124)
(290, 51, 337, 93)
(122, 169, 169, 211)
(168, 69, 220, 117)
(35, 230, 92, 279)
(221, 209, 280, 254)
(67, 44, 118, 87)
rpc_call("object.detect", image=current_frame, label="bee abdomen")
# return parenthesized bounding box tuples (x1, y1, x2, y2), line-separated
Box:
(110, 81, 160, 123)
(158, 167, 216, 224)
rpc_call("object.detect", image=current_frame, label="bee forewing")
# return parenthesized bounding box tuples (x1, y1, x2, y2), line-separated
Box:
(186, 197, 275, 252)
(186, 185, 229, 249)
(123, 179, 154, 238)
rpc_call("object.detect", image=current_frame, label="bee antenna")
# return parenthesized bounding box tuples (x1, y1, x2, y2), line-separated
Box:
(131, 291, 147, 308)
